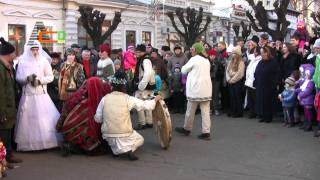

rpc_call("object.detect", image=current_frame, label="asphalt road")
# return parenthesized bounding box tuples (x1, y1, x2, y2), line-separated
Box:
(6, 113, 320, 180)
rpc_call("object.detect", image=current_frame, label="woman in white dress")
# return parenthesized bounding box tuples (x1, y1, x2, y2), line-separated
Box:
(15, 41, 61, 151)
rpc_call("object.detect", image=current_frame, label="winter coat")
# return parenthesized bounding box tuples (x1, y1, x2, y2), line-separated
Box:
(312, 55, 320, 88)
(170, 72, 183, 92)
(280, 89, 296, 108)
(281, 53, 301, 80)
(295, 79, 315, 106)
(226, 60, 245, 84)
(254, 59, 280, 116)
(123, 50, 137, 71)
(0, 60, 17, 129)
(181, 55, 212, 101)
(245, 54, 261, 88)
(167, 54, 188, 75)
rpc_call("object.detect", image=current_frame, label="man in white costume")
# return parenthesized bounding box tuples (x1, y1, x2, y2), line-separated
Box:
(15, 41, 61, 151)
(132, 44, 156, 130)
(95, 71, 161, 161)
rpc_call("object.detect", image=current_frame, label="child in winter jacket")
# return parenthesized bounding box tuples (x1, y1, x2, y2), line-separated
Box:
(170, 64, 184, 113)
(279, 77, 297, 127)
(296, 64, 316, 131)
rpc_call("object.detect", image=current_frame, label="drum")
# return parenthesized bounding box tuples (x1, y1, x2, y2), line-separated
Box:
(152, 99, 172, 149)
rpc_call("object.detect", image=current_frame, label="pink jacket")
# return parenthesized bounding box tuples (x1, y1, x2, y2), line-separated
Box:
(123, 50, 137, 71)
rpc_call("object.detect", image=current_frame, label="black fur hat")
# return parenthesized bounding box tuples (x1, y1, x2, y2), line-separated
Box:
(0, 37, 15, 55)
(136, 44, 146, 52)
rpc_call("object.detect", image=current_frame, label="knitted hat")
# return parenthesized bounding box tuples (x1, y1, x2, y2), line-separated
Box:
(161, 46, 170, 52)
(174, 63, 181, 69)
(192, 42, 206, 56)
(208, 48, 217, 56)
(114, 59, 121, 66)
(251, 35, 259, 45)
(136, 44, 146, 52)
(260, 33, 269, 40)
(0, 37, 15, 55)
(313, 39, 320, 49)
(100, 44, 111, 55)
(110, 70, 127, 87)
(127, 45, 135, 50)
(285, 77, 296, 87)
(232, 46, 242, 56)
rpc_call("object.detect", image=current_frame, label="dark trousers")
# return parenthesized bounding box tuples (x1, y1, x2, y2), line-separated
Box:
(228, 81, 244, 116)
(283, 107, 294, 124)
(0, 129, 12, 158)
(247, 87, 256, 116)
(213, 80, 221, 110)
(172, 91, 185, 112)
(221, 83, 230, 112)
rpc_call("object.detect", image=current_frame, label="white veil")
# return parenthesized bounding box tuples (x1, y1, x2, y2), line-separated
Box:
(16, 41, 52, 84)
(19, 40, 52, 64)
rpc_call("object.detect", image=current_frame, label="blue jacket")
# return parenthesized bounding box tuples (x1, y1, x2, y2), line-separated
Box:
(154, 75, 162, 94)
(281, 89, 296, 108)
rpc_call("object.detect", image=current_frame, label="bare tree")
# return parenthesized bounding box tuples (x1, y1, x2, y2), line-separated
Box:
(232, 24, 240, 37)
(78, 6, 121, 49)
(311, 11, 320, 38)
(167, 7, 211, 48)
(241, 21, 252, 42)
(245, 0, 290, 41)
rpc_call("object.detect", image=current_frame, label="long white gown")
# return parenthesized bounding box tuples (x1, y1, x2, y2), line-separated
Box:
(15, 43, 61, 151)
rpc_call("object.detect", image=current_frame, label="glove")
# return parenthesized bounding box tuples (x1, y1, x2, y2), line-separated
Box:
(31, 79, 41, 87)
(27, 74, 35, 82)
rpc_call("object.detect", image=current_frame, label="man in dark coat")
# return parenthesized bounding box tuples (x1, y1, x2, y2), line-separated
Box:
(0, 37, 22, 165)
(79, 49, 98, 78)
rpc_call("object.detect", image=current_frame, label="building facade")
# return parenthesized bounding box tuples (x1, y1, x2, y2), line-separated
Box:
(0, 0, 235, 56)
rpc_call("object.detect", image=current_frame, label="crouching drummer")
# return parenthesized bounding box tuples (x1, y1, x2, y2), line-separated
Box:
(94, 71, 162, 161)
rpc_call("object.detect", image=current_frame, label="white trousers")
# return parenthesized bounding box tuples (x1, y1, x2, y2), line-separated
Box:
(106, 130, 144, 155)
(135, 90, 154, 125)
(184, 101, 211, 134)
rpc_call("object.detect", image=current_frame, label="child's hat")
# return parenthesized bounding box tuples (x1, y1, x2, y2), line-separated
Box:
(285, 77, 296, 87)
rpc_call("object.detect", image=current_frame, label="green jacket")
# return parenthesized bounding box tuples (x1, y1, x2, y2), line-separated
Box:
(0, 60, 17, 129)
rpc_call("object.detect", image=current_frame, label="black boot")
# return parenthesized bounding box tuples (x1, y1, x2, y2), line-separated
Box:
(127, 151, 138, 161)
(198, 133, 211, 140)
(304, 121, 313, 132)
(175, 127, 191, 136)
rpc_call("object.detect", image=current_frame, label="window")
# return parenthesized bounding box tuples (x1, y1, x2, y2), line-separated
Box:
(78, 20, 111, 48)
(142, 31, 151, 44)
(126, 31, 136, 48)
(8, 24, 26, 56)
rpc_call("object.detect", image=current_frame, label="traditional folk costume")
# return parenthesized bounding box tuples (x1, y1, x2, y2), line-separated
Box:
(57, 77, 111, 154)
(133, 44, 156, 129)
(95, 71, 157, 160)
(97, 44, 115, 82)
(15, 41, 61, 151)
(175, 43, 212, 140)
(58, 48, 85, 101)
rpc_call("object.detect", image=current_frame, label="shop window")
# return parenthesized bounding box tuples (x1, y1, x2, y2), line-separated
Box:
(8, 24, 26, 56)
